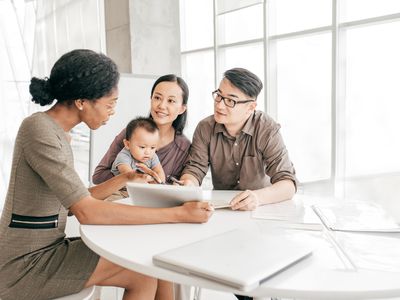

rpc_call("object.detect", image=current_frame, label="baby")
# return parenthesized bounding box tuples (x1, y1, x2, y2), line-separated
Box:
(111, 117, 165, 183)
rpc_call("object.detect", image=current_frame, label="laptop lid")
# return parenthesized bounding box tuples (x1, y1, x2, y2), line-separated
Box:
(153, 229, 312, 291)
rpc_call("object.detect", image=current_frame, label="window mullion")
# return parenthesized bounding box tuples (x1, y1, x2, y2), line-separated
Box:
(213, 0, 218, 89)
(332, 0, 346, 198)
(265, 0, 277, 119)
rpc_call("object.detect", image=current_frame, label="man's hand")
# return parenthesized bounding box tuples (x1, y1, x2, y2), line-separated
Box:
(230, 190, 259, 211)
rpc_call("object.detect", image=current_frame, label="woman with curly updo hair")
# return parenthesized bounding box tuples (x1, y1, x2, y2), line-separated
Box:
(0, 49, 213, 300)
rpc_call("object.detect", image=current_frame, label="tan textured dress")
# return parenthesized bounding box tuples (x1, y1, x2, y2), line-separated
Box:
(0, 112, 99, 300)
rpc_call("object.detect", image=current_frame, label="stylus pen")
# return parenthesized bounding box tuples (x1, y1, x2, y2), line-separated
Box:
(168, 175, 183, 186)
(136, 168, 165, 184)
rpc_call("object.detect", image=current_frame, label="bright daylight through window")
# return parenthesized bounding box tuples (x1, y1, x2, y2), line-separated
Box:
(0, 0, 102, 210)
(179, 0, 400, 209)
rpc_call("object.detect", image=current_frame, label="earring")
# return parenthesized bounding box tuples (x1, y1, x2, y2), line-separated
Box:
(79, 107, 83, 111)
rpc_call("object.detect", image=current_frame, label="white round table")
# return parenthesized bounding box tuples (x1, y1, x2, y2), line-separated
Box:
(80, 197, 400, 299)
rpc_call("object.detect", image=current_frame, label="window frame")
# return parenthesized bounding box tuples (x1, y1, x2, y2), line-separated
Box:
(180, 0, 400, 196)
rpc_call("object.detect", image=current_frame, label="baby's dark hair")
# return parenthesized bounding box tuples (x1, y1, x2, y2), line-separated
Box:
(125, 117, 159, 140)
(29, 49, 119, 106)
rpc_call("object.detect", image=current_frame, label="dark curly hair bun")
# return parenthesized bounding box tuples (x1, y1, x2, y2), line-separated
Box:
(29, 49, 119, 106)
(29, 77, 55, 106)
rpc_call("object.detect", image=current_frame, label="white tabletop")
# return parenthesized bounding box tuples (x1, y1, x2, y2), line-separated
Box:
(80, 195, 400, 299)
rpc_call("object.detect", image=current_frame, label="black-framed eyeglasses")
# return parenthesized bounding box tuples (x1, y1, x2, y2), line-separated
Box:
(212, 90, 255, 108)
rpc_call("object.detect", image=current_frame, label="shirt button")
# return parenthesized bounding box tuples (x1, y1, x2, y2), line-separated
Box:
(234, 143, 238, 146)
(237, 180, 240, 184)
(236, 162, 239, 166)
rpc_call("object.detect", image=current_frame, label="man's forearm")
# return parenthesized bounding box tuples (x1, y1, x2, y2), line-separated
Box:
(180, 173, 200, 186)
(255, 179, 296, 205)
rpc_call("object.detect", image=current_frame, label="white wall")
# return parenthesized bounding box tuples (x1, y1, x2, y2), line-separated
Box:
(129, 0, 181, 75)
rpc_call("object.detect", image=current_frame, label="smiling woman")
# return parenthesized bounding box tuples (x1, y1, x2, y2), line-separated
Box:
(92, 74, 192, 185)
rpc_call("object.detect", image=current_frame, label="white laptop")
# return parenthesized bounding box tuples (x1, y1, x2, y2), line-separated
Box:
(153, 229, 312, 291)
(127, 182, 239, 208)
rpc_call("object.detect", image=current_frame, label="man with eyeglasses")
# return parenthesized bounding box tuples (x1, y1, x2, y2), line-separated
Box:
(180, 68, 297, 212)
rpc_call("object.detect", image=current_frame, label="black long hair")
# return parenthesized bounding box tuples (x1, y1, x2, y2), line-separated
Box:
(150, 74, 189, 135)
(29, 49, 119, 106)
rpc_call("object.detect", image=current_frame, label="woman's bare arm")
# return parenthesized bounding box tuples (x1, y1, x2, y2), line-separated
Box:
(88, 171, 150, 200)
(69, 196, 213, 225)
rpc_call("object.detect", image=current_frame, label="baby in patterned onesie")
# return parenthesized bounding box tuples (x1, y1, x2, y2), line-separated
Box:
(111, 117, 165, 184)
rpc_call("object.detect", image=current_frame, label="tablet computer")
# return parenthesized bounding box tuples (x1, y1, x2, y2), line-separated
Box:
(126, 182, 239, 208)
(127, 182, 203, 208)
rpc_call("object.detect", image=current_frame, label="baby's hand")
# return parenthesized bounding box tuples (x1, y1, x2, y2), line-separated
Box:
(136, 163, 163, 184)
(126, 170, 152, 183)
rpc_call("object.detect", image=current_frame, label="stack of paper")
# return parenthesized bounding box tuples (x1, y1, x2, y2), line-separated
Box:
(202, 190, 240, 209)
(312, 201, 400, 233)
(252, 198, 322, 230)
(334, 231, 400, 272)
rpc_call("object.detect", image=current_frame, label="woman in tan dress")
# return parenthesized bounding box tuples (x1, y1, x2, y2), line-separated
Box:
(0, 49, 213, 300)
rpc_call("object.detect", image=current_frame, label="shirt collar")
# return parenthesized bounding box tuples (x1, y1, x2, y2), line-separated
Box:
(214, 122, 225, 134)
(213, 111, 256, 137)
(241, 112, 256, 136)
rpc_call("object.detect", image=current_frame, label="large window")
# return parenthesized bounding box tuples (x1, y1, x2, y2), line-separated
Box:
(0, 0, 36, 207)
(0, 0, 103, 210)
(345, 21, 400, 177)
(181, 50, 215, 137)
(273, 0, 331, 35)
(275, 33, 331, 182)
(180, 0, 215, 137)
(180, 0, 400, 201)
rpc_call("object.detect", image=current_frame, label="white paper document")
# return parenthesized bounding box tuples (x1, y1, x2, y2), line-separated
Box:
(312, 201, 400, 233)
(333, 231, 400, 272)
(201, 190, 240, 208)
(252, 198, 322, 230)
